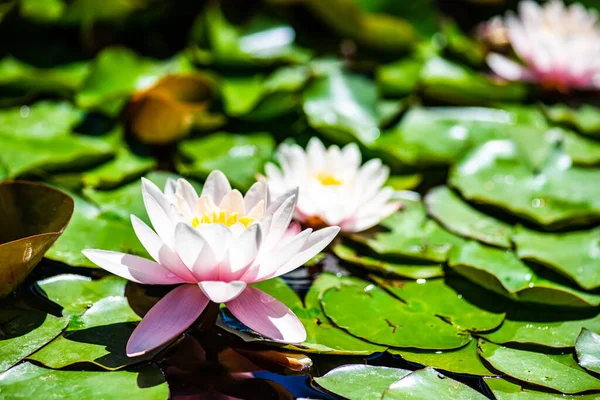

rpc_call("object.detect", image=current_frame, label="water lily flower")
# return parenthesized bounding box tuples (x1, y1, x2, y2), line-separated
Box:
(264, 137, 402, 233)
(83, 171, 339, 357)
(486, 0, 600, 92)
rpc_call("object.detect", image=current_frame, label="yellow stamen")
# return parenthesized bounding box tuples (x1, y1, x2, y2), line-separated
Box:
(316, 172, 342, 186)
(191, 210, 255, 228)
(191, 216, 200, 228)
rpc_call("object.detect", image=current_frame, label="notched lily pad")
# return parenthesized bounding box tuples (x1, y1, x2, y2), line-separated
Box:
(478, 340, 600, 394)
(513, 225, 600, 291)
(0, 181, 73, 297)
(425, 186, 512, 248)
(576, 328, 600, 375)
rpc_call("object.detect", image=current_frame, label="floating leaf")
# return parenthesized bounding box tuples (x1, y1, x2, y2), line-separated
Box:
(0, 362, 168, 399)
(450, 140, 600, 228)
(513, 226, 600, 291)
(0, 182, 73, 297)
(77, 47, 194, 116)
(303, 65, 380, 146)
(77, 148, 156, 189)
(440, 19, 485, 67)
(349, 201, 464, 263)
(314, 364, 411, 400)
(373, 275, 505, 332)
(484, 377, 600, 399)
(333, 242, 444, 279)
(544, 104, 600, 138)
(390, 340, 493, 376)
(0, 309, 68, 373)
(382, 367, 487, 399)
(177, 131, 274, 191)
(478, 340, 600, 394)
(449, 241, 600, 307)
(376, 58, 423, 97)
(425, 186, 512, 248)
(576, 329, 600, 374)
(320, 276, 470, 349)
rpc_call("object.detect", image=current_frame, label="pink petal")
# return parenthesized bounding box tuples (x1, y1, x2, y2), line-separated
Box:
(127, 284, 209, 357)
(202, 170, 231, 204)
(131, 215, 197, 282)
(281, 222, 302, 243)
(487, 53, 535, 82)
(82, 250, 185, 285)
(244, 180, 269, 212)
(199, 281, 246, 303)
(226, 286, 306, 343)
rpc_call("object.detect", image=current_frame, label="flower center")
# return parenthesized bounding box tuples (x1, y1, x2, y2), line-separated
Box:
(316, 172, 343, 186)
(191, 210, 254, 228)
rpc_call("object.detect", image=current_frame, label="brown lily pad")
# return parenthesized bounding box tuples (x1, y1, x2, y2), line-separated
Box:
(0, 181, 73, 297)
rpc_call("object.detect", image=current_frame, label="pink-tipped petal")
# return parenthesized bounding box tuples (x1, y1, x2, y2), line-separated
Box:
(264, 226, 340, 281)
(199, 281, 247, 303)
(131, 215, 197, 282)
(487, 53, 535, 82)
(226, 286, 306, 343)
(82, 250, 185, 285)
(202, 170, 232, 204)
(127, 284, 209, 357)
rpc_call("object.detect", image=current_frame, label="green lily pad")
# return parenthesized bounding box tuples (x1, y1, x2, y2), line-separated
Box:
(481, 304, 600, 349)
(425, 186, 513, 248)
(419, 57, 528, 105)
(177, 131, 274, 191)
(28, 296, 153, 370)
(37, 274, 128, 316)
(249, 274, 385, 355)
(450, 140, 600, 229)
(320, 276, 470, 349)
(314, 364, 411, 400)
(382, 367, 488, 399)
(544, 104, 600, 138)
(0, 309, 68, 373)
(576, 329, 600, 374)
(376, 58, 424, 97)
(302, 65, 380, 146)
(350, 201, 464, 263)
(385, 174, 423, 191)
(449, 241, 600, 307)
(0, 362, 168, 399)
(333, 242, 444, 279)
(513, 226, 600, 291)
(46, 187, 148, 268)
(373, 275, 505, 332)
(221, 66, 310, 119)
(440, 19, 485, 67)
(76, 47, 194, 116)
(0, 101, 84, 137)
(478, 340, 600, 394)
(390, 340, 494, 376)
(484, 377, 600, 399)
(77, 148, 156, 189)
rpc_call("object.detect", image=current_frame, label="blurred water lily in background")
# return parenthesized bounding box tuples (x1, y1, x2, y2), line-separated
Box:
(265, 137, 402, 232)
(486, 0, 600, 92)
(83, 171, 339, 356)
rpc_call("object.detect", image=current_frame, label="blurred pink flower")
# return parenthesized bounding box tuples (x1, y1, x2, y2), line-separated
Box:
(486, 0, 600, 92)
(83, 171, 339, 357)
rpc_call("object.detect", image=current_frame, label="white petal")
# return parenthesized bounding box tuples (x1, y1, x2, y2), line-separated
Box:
(219, 189, 245, 214)
(176, 178, 199, 212)
(244, 180, 269, 212)
(201, 170, 232, 204)
(142, 186, 175, 248)
(164, 178, 177, 198)
(199, 281, 247, 303)
(174, 223, 219, 281)
(487, 53, 534, 82)
(306, 137, 326, 171)
(251, 228, 312, 282)
(263, 192, 298, 251)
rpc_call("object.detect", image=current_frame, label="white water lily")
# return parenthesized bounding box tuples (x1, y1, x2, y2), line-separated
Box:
(486, 0, 600, 92)
(264, 137, 402, 233)
(83, 171, 339, 356)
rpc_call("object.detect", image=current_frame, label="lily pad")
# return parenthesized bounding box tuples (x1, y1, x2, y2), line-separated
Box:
(419, 57, 528, 105)
(333, 242, 444, 279)
(314, 364, 411, 400)
(373, 275, 505, 332)
(177, 131, 274, 191)
(76, 47, 194, 116)
(425, 186, 513, 248)
(77, 148, 156, 189)
(390, 340, 494, 376)
(0, 309, 68, 373)
(0, 362, 168, 399)
(349, 201, 464, 263)
(0, 101, 84, 137)
(481, 305, 600, 349)
(382, 367, 488, 399)
(478, 340, 600, 394)
(450, 140, 600, 229)
(576, 329, 600, 375)
(513, 225, 600, 291)
(0, 181, 73, 297)
(449, 241, 600, 307)
(376, 58, 424, 97)
(320, 276, 470, 349)
(544, 104, 600, 138)
(302, 65, 380, 146)
(484, 377, 600, 399)
(248, 274, 385, 355)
